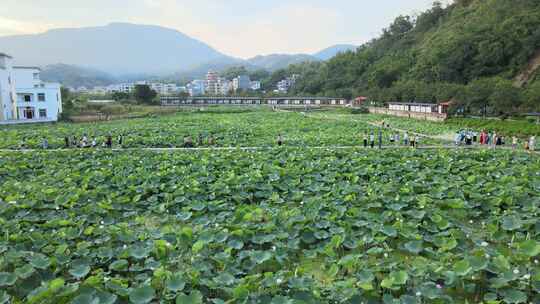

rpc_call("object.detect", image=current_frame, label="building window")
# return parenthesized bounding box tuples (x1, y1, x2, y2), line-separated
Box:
(38, 93, 46, 102)
(39, 109, 47, 118)
(33, 73, 40, 80)
(24, 95, 32, 102)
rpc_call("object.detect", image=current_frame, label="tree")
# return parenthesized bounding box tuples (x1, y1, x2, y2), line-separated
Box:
(60, 87, 74, 111)
(524, 81, 540, 112)
(489, 78, 522, 115)
(112, 92, 131, 102)
(133, 85, 158, 105)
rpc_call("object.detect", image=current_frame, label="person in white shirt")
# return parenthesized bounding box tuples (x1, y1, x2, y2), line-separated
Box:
(530, 136, 536, 151)
(404, 132, 409, 146)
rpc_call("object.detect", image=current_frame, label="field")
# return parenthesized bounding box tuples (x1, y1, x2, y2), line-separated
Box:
(0, 109, 539, 304)
(0, 108, 442, 149)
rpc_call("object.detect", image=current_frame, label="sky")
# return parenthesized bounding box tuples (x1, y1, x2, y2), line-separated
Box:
(0, 0, 451, 59)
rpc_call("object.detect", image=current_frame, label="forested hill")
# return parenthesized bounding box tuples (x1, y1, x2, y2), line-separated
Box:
(278, 0, 540, 114)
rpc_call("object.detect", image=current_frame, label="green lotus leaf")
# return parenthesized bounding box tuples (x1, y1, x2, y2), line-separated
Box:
(130, 246, 151, 259)
(71, 293, 100, 304)
(502, 216, 522, 231)
(176, 291, 203, 304)
(404, 240, 423, 254)
(468, 256, 488, 271)
(502, 289, 527, 304)
(0, 272, 17, 287)
(109, 259, 129, 271)
(493, 255, 511, 272)
(391, 271, 409, 285)
(96, 292, 118, 304)
(0, 291, 10, 304)
(227, 240, 244, 250)
(29, 254, 51, 270)
(419, 282, 441, 299)
(69, 264, 91, 279)
(129, 285, 155, 304)
(454, 260, 472, 276)
(166, 274, 186, 292)
(251, 251, 272, 264)
(381, 226, 397, 237)
(14, 264, 35, 279)
(214, 272, 235, 286)
(400, 295, 419, 304)
(270, 296, 293, 304)
(518, 240, 540, 257)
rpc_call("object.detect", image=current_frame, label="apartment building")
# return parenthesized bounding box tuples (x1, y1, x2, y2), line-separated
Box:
(0, 53, 62, 123)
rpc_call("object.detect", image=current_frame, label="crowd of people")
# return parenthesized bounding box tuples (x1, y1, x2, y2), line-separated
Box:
(17, 126, 537, 152)
(361, 130, 422, 148)
(455, 129, 536, 151)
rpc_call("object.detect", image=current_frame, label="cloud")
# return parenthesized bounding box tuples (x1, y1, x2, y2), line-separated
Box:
(0, 17, 50, 36)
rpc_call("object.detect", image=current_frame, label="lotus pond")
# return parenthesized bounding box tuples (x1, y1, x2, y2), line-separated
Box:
(0, 110, 441, 149)
(0, 148, 539, 304)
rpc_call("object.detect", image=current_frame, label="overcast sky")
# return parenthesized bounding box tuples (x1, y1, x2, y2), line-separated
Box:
(0, 0, 451, 58)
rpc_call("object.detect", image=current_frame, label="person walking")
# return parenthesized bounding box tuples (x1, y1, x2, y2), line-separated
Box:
(530, 136, 536, 152)
(404, 132, 409, 146)
(277, 134, 284, 146)
(512, 136, 518, 150)
(389, 133, 395, 145)
(183, 135, 194, 148)
(91, 137, 97, 148)
(395, 132, 400, 146)
(455, 132, 461, 146)
(106, 135, 113, 148)
(42, 138, 49, 149)
(198, 134, 204, 146)
(118, 135, 123, 147)
(363, 133, 368, 148)
(64, 136, 70, 148)
(411, 135, 416, 148)
(369, 132, 375, 148)
(378, 129, 383, 149)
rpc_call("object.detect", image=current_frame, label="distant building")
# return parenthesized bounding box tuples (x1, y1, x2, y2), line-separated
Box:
(250, 81, 261, 91)
(276, 74, 299, 93)
(206, 70, 220, 95)
(0, 53, 62, 123)
(187, 79, 206, 96)
(233, 75, 251, 92)
(218, 78, 232, 95)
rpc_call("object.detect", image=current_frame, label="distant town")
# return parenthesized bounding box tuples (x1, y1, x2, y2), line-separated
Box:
(67, 71, 300, 96)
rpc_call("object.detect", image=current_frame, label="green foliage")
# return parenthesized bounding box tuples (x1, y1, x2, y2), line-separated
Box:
(133, 85, 158, 105)
(0, 147, 538, 303)
(268, 0, 540, 113)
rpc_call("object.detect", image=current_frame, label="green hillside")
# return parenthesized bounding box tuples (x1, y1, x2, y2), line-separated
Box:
(274, 0, 540, 114)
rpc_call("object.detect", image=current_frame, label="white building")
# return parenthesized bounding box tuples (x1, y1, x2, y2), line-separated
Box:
(218, 78, 232, 95)
(187, 80, 206, 96)
(0, 53, 62, 123)
(251, 81, 261, 91)
(206, 70, 220, 95)
(233, 75, 251, 92)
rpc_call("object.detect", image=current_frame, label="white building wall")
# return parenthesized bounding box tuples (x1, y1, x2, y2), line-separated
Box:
(0, 54, 17, 120)
(0, 61, 62, 122)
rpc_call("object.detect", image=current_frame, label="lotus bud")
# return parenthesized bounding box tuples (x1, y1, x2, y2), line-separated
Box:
(415, 292, 422, 297)
(481, 242, 488, 247)
(513, 269, 519, 274)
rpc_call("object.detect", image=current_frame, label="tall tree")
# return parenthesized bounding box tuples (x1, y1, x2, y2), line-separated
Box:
(133, 85, 157, 105)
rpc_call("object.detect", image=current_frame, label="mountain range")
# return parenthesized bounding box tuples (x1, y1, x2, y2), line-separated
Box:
(0, 23, 356, 87)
